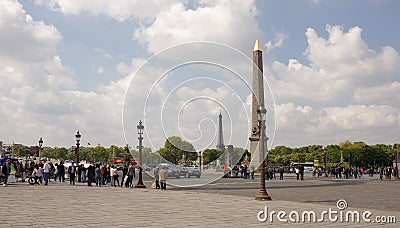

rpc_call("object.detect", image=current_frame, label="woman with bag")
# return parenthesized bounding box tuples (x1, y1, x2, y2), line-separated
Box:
(153, 167, 160, 189)
(126, 164, 135, 188)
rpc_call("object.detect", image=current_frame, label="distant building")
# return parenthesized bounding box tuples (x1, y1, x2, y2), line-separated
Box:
(0, 141, 4, 157)
(30, 146, 40, 157)
(2, 142, 22, 157)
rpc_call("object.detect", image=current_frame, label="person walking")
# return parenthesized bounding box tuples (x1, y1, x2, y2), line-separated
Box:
(54, 163, 58, 182)
(77, 164, 82, 183)
(68, 162, 76, 185)
(110, 165, 115, 186)
(43, 161, 51, 185)
(154, 167, 160, 189)
(95, 165, 101, 187)
(2, 159, 11, 187)
(158, 166, 168, 190)
(126, 164, 135, 188)
(112, 165, 119, 187)
(58, 162, 65, 182)
(279, 166, 284, 180)
(120, 164, 128, 187)
(87, 164, 94, 186)
(299, 165, 304, 181)
(100, 165, 106, 185)
(379, 167, 384, 180)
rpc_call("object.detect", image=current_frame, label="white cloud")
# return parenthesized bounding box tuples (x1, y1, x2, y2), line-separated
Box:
(354, 81, 400, 106)
(97, 66, 104, 74)
(134, 0, 261, 54)
(265, 32, 287, 52)
(274, 103, 400, 147)
(0, 0, 79, 146)
(33, 0, 180, 21)
(269, 25, 400, 105)
(0, 0, 61, 63)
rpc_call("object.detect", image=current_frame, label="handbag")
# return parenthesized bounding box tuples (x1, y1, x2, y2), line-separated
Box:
(151, 179, 156, 188)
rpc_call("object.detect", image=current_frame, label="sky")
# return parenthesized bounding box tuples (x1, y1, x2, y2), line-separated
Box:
(0, 0, 399, 151)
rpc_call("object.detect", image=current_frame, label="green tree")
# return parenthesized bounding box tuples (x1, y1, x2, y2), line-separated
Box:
(40, 148, 54, 158)
(16, 146, 30, 157)
(156, 136, 196, 164)
(53, 147, 68, 159)
(88, 146, 109, 162)
(203, 149, 224, 165)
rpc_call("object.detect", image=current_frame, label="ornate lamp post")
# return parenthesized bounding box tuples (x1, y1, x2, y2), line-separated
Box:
(136, 120, 146, 188)
(394, 144, 399, 180)
(250, 105, 272, 201)
(75, 131, 81, 165)
(38, 137, 43, 160)
(125, 144, 131, 164)
(198, 151, 202, 172)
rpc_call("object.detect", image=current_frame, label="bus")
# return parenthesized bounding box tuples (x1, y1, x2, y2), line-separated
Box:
(290, 162, 314, 172)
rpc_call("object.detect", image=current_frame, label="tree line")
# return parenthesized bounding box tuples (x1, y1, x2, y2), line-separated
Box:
(268, 141, 399, 168)
(13, 138, 399, 168)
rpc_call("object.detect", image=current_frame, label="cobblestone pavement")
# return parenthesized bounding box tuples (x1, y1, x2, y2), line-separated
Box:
(1, 177, 399, 227)
(175, 173, 400, 212)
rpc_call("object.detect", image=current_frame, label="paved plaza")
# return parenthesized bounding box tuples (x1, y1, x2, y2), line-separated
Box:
(1, 175, 399, 227)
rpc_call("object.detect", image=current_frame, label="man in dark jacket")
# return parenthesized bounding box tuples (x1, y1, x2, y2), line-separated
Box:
(2, 159, 11, 186)
(87, 165, 95, 186)
(58, 162, 65, 182)
(299, 165, 305, 181)
(68, 162, 76, 185)
(120, 164, 128, 187)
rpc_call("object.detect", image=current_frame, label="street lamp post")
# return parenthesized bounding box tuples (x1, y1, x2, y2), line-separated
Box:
(136, 120, 146, 188)
(394, 144, 399, 180)
(198, 151, 202, 172)
(250, 105, 272, 201)
(75, 131, 81, 165)
(38, 137, 43, 160)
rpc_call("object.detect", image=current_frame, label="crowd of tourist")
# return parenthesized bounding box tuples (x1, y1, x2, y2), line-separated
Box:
(1, 158, 174, 189)
(0, 159, 140, 187)
(220, 163, 398, 182)
(311, 166, 397, 180)
(1, 157, 398, 187)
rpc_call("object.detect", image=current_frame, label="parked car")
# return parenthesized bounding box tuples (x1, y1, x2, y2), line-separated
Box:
(185, 165, 201, 178)
(142, 164, 151, 171)
(157, 164, 180, 179)
(176, 165, 190, 178)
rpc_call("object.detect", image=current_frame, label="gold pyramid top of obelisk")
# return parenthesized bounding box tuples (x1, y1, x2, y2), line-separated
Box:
(253, 39, 262, 51)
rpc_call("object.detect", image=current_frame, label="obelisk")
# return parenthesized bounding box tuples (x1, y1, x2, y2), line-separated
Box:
(250, 39, 267, 170)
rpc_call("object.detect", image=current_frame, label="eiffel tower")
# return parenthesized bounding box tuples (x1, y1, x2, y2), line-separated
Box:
(216, 111, 225, 149)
